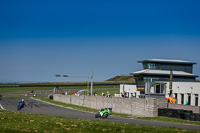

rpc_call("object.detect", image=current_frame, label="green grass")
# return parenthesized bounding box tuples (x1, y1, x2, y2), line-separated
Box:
(0, 86, 54, 93)
(0, 110, 199, 133)
(36, 97, 200, 126)
(106, 76, 135, 82)
(93, 89, 119, 96)
(0, 86, 120, 99)
(0, 81, 130, 86)
(138, 116, 200, 126)
(63, 86, 120, 96)
(2, 94, 26, 98)
(0, 85, 119, 93)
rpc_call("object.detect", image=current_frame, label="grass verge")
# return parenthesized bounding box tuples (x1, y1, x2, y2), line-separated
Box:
(0, 110, 199, 133)
(0, 84, 120, 93)
(138, 116, 200, 126)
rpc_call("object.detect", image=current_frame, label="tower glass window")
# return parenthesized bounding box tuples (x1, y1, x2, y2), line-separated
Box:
(143, 63, 160, 70)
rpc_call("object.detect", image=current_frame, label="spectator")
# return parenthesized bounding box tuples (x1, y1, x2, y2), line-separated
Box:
(124, 91, 127, 98)
(102, 92, 105, 97)
(65, 91, 68, 95)
(121, 92, 124, 98)
(106, 91, 110, 97)
(185, 101, 188, 105)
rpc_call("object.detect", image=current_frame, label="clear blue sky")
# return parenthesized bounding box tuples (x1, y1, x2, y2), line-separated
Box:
(0, 0, 200, 82)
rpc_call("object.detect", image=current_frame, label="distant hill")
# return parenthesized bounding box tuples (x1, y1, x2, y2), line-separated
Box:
(105, 76, 135, 83)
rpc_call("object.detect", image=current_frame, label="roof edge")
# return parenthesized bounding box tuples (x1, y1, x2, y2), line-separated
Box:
(138, 59, 196, 65)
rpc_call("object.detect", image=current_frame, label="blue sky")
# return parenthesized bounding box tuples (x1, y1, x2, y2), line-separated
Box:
(0, 0, 200, 82)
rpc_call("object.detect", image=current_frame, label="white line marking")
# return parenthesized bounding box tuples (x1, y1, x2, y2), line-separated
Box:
(0, 104, 5, 110)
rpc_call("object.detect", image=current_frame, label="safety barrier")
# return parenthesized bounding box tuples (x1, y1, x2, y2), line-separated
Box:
(158, 108, 200, 121)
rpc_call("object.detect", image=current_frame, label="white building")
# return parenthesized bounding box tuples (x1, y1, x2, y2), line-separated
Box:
(120, 59, 200, 106)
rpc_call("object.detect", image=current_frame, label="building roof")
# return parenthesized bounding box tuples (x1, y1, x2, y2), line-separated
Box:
(131, 69, 199, 77)
(138, 59, 196, 64)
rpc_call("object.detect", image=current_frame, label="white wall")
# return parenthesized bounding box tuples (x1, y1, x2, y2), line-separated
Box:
(165, 82, 200, 106)
(120, 84, 139, 98)
(165, 82, 200, 94)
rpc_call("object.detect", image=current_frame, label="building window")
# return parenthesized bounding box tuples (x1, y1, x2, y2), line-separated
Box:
(147, 83, 166, 94)
(161, 84, 165, 94)
(174, 93, 177, 99)
(148, 63, 156, 69)
(188, 94, 191, 105)
(156, 84, 160, 93)
(143, 63, 161, 70)
(143, 63, 148, 69)
(181, 94, 184, 105)
(143, 63, 158, 69)
(195, 94, 198, 106)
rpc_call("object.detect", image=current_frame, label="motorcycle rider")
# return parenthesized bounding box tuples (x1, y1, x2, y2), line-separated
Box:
(95, 107, 112, 118)
(17, 99, 26, 110)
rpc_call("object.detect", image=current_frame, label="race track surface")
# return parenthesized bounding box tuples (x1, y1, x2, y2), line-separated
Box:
(0, 97, 200, 130)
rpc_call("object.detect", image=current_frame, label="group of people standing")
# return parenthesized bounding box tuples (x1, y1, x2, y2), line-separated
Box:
(121, 91, 128, 98)
(102, 91, 111, 97)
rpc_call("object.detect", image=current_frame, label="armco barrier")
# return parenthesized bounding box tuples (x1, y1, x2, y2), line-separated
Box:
(53, 94, 158, 117)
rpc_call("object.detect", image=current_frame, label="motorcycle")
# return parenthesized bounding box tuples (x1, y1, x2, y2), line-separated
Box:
(17, 102, 24, 111)
(17, 99, 26, 111)
(95, 107, 112, 119)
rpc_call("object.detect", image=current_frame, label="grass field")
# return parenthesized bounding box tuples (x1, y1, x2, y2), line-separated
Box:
(0, 110, 199, 133)
(0, 84, 120, 93)
(0, 84, 120, 98)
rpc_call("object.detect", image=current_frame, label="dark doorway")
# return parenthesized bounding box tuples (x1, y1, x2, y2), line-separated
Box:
(188, 94, 191, 105)
(195, 94, 198, 106)
(156, 84, 160, 93)
(174, 93, 177, 99)
(181, 94, 184, 105)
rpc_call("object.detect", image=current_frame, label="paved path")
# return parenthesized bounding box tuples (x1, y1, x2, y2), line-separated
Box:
(0, 97, 200, 130)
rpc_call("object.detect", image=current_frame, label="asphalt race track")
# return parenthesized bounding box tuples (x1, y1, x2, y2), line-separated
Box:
(1, 97, 200, 130)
